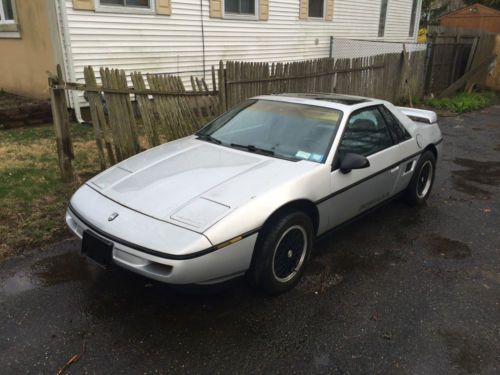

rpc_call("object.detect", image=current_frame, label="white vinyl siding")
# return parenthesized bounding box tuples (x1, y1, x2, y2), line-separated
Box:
(62, 0, 421, 91)
(384, 0, 422, 41)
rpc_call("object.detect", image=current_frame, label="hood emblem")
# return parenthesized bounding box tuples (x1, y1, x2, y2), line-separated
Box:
(108, 212, 119, 221)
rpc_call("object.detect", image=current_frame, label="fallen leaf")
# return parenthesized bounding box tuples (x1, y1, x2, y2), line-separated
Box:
(56, 337, 86, 375)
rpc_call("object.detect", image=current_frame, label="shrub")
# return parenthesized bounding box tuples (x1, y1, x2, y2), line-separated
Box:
(424, 92, 496, 113)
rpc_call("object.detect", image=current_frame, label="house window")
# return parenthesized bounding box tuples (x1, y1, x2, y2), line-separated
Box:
(409, 0, 418, 37)
(308, 0, 324, 18)
(224, 0, 256, 16)
(100, 0, 151, 8)
(0, 0, 15, 23)
(0, 0, 19, 38)
(378, 0, 388, 37)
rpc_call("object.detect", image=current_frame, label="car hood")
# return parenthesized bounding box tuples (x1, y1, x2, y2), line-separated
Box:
(87, 137, 317, 233)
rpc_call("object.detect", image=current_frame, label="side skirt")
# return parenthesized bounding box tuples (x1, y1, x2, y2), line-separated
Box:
(314, 192, 404, 244)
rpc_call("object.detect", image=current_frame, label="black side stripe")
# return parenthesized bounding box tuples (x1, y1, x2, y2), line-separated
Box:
(68, 139, 442, 259)
(68, 205, 260, 260)
(315, 139, 442, 205)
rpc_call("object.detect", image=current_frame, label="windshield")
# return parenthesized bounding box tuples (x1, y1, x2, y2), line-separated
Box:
(197, 99, 343, 163)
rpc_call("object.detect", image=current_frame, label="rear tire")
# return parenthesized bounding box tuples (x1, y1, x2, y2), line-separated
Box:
(250, 211, 314, 295)
(404, 150, 436, 206)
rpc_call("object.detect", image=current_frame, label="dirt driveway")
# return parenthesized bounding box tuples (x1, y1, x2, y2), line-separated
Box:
(1, 106, 499, 374)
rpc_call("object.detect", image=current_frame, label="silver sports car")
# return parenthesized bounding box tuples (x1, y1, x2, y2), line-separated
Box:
(67, 94, 442, 294)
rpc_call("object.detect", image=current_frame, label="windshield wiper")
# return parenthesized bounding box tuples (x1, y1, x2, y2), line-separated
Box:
(230, 143, 275, 156)
(197, 134, 222, 145)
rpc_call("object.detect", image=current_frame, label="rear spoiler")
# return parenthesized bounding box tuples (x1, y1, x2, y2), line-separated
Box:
(397, 107, 438, 125)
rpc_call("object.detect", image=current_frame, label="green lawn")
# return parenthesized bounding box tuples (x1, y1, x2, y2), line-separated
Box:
(0, 124, 101, 260)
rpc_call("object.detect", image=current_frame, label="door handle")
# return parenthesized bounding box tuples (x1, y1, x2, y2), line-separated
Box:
(390, 166, 400, 173)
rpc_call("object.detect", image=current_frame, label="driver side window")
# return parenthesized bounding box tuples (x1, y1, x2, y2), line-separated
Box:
(338, 107, 394, 159)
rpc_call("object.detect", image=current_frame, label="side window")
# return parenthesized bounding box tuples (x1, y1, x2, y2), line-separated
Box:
(338, 107, 394, 159)
(379, 105, 411, 143)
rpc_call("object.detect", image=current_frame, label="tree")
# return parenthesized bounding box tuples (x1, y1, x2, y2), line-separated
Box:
(464, 0, 500, 9)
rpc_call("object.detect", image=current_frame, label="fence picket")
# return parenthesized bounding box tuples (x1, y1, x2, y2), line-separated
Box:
(51, 49, 432, 181)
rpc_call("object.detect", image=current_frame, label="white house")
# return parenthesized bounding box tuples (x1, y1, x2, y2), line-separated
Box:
(0, 0, 422, 102)
(61, 0, 422, 77)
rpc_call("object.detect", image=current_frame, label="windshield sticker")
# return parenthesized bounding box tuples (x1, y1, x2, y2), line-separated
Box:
(295, 150, 311, 159)
(310, 153, 323, 162)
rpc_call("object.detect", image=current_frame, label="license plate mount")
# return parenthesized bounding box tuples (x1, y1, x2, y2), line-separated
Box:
(81, 230, 113, 269)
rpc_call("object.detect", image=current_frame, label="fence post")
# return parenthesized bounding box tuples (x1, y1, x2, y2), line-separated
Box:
(218, 60, 227, 112)
(424, 33, 436, 95)
(49, 65, 75, 182)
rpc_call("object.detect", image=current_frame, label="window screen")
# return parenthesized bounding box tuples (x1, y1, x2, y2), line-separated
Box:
(101, 0, 150, 7)
(308, 0, 324, 18)
(225, 0, 256, 15)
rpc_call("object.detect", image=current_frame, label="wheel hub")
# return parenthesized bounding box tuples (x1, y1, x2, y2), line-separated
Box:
(416, 160, 433, 199)
(272, 226, 307, 283)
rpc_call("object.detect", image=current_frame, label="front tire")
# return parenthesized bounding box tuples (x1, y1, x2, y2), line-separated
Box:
(405, 150, 436, 206)
(250, 211, 314, 295)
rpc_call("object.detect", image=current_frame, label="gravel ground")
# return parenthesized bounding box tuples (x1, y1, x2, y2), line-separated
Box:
(1, 106, 499, 374)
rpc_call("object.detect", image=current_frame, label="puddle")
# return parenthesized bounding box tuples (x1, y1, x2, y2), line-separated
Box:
(427, 236, 471, 260)
(0, 252, 95, 296)
(451, 158, 500, 198)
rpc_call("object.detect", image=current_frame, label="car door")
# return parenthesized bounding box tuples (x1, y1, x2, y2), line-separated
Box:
(378, 104, 418, 195)
(322, 106, 401, 229)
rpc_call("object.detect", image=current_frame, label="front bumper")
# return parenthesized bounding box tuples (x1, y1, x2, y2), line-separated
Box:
(66, 185, 257, 285)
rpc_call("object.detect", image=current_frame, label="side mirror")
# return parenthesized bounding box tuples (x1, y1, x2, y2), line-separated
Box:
(339, 153, 370, 174)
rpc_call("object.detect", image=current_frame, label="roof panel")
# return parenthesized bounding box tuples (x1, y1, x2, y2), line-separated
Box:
(277, 93, 372, 105)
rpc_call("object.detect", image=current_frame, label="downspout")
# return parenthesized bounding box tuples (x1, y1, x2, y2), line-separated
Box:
(55, 0, 85, 124)
(200, 0, 206, 79)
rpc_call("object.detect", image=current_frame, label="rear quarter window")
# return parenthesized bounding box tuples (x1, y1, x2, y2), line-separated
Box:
(379, 105, 411, 142)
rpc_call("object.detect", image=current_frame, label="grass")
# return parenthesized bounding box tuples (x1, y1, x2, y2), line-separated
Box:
(424, 91, 496, 113)
(0, 124, 101, 260)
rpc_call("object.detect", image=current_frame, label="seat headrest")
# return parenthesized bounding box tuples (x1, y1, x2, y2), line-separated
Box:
(351, 119, 375, 131)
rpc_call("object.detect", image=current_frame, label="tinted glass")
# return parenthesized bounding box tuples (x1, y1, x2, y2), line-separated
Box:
(338, 107, 394, 159)
(308, 0, 324, 18)
(379, 105, 411, 142)
(199, 100, 343, 163)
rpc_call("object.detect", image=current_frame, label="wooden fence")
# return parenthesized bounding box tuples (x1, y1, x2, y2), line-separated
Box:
(50, 50, 428, 181)
(219, 51, 427, 111)
(426, 26, 499, 95)
(49, 66, 218, 180)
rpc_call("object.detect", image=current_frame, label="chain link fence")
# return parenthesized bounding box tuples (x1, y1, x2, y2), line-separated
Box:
(330, 38, 427, 59)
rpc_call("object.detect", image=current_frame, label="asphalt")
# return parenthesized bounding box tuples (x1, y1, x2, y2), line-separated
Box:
(1, 106, 500, 374)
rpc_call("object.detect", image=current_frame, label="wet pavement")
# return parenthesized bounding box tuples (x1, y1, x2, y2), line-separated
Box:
(1, 106, 500, 374)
